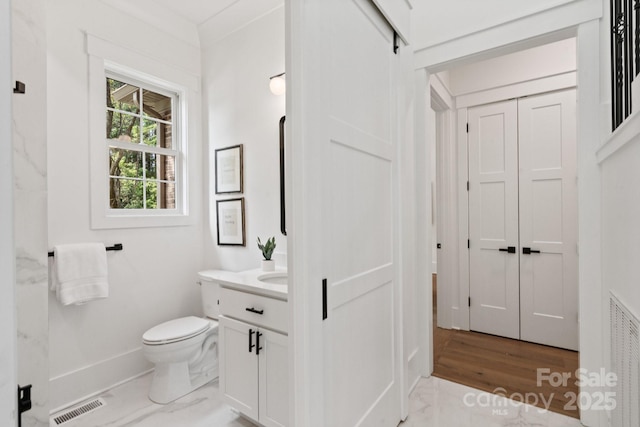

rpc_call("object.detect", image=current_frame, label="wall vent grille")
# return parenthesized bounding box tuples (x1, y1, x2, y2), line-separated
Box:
(610, 292, 640, 427)
(51, 398, 105, 425)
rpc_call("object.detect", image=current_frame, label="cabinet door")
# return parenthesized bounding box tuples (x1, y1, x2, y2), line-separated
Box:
(258, 329, 289, 427)
(219, 316, 259, 420)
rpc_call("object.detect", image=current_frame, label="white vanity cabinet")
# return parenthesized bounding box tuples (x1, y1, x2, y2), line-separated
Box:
(219, 285, 288, 427)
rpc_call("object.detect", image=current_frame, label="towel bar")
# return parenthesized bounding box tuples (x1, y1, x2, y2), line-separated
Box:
(48, 243, 123, 257)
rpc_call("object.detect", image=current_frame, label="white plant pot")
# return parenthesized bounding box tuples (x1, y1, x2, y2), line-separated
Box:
(261, 259, 275, 272)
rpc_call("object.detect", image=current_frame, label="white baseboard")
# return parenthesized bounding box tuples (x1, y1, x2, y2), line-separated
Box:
(49, 347, 153, 412)
(407, 346, 422, 395)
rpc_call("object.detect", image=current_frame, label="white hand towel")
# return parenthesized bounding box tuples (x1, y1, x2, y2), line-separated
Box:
(52, 243, 109, 306)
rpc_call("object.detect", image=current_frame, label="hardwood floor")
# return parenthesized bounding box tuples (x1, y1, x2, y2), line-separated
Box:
(432, 274, 580, 418)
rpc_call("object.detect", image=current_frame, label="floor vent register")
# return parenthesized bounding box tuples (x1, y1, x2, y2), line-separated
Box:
(51, 398, 105, 425)
(610, 292, 640, 427)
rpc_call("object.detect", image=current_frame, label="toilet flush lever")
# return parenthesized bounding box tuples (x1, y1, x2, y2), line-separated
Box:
(245, 307, 264, 315)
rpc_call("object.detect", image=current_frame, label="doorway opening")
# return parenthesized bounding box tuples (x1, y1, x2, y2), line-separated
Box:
(429, 36, 580, 418)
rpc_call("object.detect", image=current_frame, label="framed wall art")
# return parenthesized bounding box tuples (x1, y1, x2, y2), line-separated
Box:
(215, 144, 243, 194)
(216, 198, 246, 246)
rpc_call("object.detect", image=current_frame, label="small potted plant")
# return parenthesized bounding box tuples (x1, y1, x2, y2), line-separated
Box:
(257, 236, 276, 271)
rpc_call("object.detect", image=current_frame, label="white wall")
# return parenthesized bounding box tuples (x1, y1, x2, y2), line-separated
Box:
(413, 0, 601, 71)
(398, 39, 423, 407)
(0, 0, 16, 424)
(202, 7, 286, 272)
(412, 69, 433, 385)
(445, 38, 576, 96)
(597, 0, 640, 414)
(600, 131, 640, 324)
(46, 0, 205, 410)
(414, 0, 578, 50)
(598, 114, 640, 423)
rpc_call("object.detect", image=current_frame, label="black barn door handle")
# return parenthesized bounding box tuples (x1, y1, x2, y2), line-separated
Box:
(279, 116, 287, 236)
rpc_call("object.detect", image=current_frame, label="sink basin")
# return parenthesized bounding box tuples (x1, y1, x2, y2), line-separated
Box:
(257, 272, 288, 285)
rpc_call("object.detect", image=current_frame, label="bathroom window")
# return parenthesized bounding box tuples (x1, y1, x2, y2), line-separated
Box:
(106, 74, 179, 210)
(88, 34, 196, 229)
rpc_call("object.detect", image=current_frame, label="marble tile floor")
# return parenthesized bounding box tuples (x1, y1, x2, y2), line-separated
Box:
(400, 377, 585, 427)
(49, 374, 254, 427)
(51, 373, 585, 427)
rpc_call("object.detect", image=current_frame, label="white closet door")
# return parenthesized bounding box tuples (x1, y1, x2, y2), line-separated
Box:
(518, 89, 578, 351)
(468, 100, 520, 339)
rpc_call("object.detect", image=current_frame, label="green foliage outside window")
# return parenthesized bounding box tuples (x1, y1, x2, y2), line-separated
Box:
(106, 77, 174, 210)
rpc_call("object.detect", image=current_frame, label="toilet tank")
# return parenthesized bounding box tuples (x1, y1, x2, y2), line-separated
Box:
(198, 271, 221, 319)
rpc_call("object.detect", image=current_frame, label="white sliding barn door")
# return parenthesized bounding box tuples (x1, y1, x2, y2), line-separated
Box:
(468, 100, 520, 340)
(287, 0, 409, 426)
(518, 90, 578, 351)
(321, 2, 399, 425)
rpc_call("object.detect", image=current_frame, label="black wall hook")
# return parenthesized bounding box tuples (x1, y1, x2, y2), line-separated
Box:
(13, 81, 25, 94)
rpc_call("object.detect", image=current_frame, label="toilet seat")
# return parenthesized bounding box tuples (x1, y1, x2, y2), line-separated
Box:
(143, 316, 213, 345)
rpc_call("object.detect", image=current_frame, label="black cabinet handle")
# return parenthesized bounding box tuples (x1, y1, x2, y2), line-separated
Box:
(246, 307, 264, 315)
(249, 329, 255, 353)
(499, 246, 516, 253)
(256, 331, 263, 355)
(522, 247, 541, 254)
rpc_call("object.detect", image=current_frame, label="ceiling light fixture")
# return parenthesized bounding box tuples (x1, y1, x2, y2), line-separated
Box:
(269, 72, 286, 95)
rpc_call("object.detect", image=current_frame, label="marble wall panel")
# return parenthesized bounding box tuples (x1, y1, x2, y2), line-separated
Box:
(12, 0, 49, 425)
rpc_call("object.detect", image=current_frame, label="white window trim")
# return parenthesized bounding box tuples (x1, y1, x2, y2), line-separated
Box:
(87, 33, 197, 229)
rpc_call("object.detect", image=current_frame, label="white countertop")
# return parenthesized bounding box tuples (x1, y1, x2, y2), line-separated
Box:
(198, 268, 288, 300)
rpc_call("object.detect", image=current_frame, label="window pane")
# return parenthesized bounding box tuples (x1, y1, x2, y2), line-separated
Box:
(103, 74, 180, 214)
(109, 178, 144, 209)
(109, 149, 143, 178)
(142, 120, 157, 147)
(145, 181, 157, 209)
(107, 111, 140, 142)
(107, 78, 141, 113)
(147, 181, 176, 209)
(145, 153, 175, 181)
(142, 119, 173, 149)
(141, 88, 172, 121)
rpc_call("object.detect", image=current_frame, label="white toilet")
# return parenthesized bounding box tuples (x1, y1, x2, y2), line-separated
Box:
(142, 272, 220, 404)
